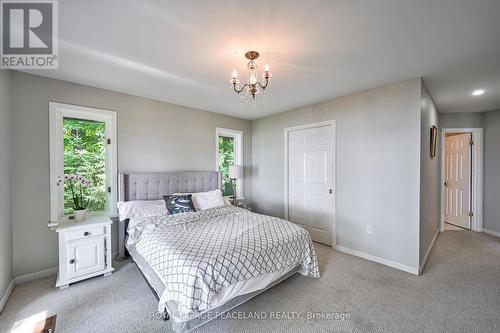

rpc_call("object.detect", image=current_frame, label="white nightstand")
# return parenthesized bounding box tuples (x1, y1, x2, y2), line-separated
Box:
(55, 213, 114, 289)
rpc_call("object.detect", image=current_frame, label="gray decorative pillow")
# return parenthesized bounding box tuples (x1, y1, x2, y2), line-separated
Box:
(163, 194, 195, 215)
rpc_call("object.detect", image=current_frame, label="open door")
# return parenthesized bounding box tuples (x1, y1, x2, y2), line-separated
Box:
(444, 133, 472, 229)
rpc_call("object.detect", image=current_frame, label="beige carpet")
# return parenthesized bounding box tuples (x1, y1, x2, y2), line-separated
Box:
(1, 231, 499, 333)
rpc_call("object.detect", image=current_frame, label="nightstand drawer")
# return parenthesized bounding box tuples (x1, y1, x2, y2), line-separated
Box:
(66, 225, 105, 241)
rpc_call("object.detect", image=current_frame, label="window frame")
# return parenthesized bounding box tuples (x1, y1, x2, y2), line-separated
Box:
(215, 127, 244, 199)
(49, 102, 117, 222)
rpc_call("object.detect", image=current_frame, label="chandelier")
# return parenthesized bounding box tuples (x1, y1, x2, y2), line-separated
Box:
(230, 51, 272, 105)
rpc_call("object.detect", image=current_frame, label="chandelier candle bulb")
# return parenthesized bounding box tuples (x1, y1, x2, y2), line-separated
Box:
(230, 70, 239, 85)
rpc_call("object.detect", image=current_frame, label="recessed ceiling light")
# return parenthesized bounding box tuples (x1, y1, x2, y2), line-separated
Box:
(472, 89, 485, 96)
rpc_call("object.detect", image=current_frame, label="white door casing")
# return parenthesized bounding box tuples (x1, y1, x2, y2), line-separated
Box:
(444, 133, 471, 229)
(286, 123, 334, 245)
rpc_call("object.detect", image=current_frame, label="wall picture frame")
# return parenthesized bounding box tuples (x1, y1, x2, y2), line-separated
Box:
(430, 125, 438, 158)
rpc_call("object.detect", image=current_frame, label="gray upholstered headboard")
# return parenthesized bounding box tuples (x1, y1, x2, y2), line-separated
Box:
(116, 171, 221, 260)
(118, 171, 221, 201)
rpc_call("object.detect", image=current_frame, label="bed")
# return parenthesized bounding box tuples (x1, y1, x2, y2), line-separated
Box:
(117, 171, 319, 332)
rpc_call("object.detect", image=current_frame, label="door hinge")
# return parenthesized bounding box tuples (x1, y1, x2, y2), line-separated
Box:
(469, 211, 474, 217)
(107, 138, 111, 144)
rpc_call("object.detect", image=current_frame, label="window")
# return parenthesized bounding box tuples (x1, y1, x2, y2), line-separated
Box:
(215, 127, 243, 198)
(219, 136, 235, 196)
(63, 118, 106, 214)
(50, 103, 117, 221)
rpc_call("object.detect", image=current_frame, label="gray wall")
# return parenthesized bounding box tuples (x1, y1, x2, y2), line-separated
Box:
(419, 83, 440, 265)
(484, 109, 500, 233)
(11, 72, 252, 276)
(252, 79, 422, 269)
(439, 112, 483, 129)
(0, 70, 12, 300)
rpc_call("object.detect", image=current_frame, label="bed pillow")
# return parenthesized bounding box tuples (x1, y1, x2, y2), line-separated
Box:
(192, 189, 226, 210)
(174, 190, 226, 210)
(163, 194, 196, 214)
(117, 200, 168, 221)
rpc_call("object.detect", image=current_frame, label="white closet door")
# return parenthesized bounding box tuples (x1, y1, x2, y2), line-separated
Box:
(445, 133, 471, 229)
(288, 125, 334, 245)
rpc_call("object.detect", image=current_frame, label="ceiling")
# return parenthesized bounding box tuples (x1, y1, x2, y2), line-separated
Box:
(24, 0, 500, 119)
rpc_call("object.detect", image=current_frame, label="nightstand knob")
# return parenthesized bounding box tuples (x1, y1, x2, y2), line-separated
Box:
(83, 232, 90, 236)
(69, 259, 75, 264)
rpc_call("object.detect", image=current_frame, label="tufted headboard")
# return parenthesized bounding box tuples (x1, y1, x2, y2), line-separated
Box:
(118, 171, 221, 201)
(116, 171, 221, 260)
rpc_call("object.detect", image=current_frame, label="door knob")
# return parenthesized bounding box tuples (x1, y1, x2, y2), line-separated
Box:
(69, 259, 75, 264)
(329, 189, 333, 194)
(444, 182, 448, 187)
(83, 232, 90, 236)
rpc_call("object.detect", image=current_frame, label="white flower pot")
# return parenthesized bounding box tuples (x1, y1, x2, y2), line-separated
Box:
(74, 209, 87, 222)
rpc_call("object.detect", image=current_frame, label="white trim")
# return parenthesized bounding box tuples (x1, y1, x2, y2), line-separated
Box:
(215, 127, 244, 199)
(440, 128, 483, 232)
(1, 266, 62, 311)
(14, 267, 58, 285)
(284, 120, 337, 245)
(333, 245, 419, 275)
(0, 279, 15, 313)
(49, 102, 118, 222)
(419, 228, 440, 275)
(483, 229, 500, 238)
(56, 267, 114, 289)
(2, 248, 116, 307)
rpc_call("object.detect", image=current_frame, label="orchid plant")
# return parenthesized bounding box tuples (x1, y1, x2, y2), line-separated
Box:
(64, 174, 93, 211)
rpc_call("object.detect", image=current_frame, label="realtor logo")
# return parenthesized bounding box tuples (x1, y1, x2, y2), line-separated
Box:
(1, 0, 58, 69)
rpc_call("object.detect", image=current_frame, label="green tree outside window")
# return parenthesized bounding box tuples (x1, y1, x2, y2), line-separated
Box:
(63, 118, 107, 214)
(218, 136, 235, 196)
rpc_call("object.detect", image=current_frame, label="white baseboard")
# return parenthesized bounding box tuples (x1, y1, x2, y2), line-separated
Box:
(14, 267, 58, 285)
(419, 228, 440, 275)
(333, 245, 419, 275)
(0, 279, 15, 313)
(2, 256, 119, 310)
(1, 267, 57, 312)
(483, 228, 500, 238)
(13, 253, 120, 286)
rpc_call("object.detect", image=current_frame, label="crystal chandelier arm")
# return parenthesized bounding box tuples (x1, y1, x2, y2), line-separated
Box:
(256, 77, 269, 90)
(233, 82, 249, 94)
